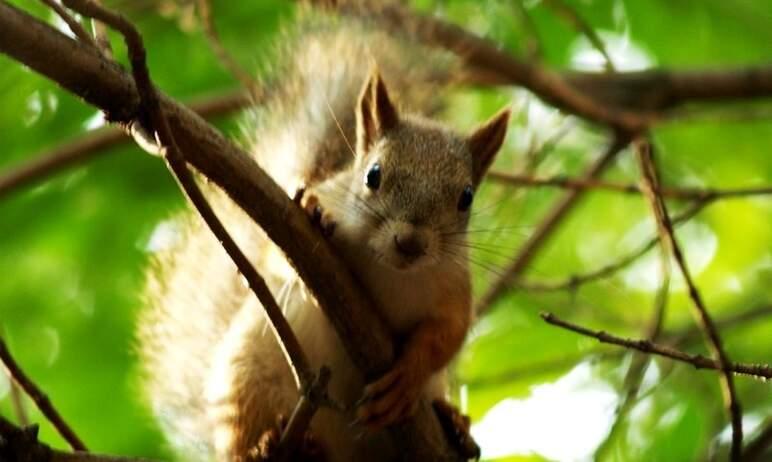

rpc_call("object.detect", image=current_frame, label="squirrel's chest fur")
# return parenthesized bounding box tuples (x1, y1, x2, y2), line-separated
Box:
(352, 247, 464, 333)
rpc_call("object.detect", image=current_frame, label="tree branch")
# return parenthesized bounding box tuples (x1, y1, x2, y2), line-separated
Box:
(0, 1, 460, 459)
(512, 198, 712, 292)
(0, 338, 87, 451)
(63, 0, 352, 459)
(540, 312, 772, 380)
(329, 0, 772, 115)
(0, 90, 249, 199)
(634, 139, 743, 460)
(65, 0, 319, 401)
(464, 303, 771, 388)
(326, 0, 649, 133)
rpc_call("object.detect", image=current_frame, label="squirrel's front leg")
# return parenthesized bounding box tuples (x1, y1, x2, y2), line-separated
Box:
(356, 313, 469, 429)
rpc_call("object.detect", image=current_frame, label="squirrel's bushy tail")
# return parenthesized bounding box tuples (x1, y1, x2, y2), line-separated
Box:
(243, 5, 460, 194)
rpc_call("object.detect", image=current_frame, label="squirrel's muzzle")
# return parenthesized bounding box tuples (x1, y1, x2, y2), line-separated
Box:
(394, 230, 428, 260)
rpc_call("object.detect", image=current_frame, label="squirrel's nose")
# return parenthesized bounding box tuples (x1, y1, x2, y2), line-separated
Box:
(394, 231, 428, 259)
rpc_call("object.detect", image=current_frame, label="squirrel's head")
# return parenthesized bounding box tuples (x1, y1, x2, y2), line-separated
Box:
(347, 70, 510, 272)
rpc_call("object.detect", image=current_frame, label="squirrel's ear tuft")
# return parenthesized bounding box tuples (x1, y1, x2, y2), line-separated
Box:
(356, 68, 399, 155)
(468, 107, 510, 184)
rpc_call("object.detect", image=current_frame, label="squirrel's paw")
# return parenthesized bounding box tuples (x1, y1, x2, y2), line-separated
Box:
(356, 359, 424, 430)
(296, 188, 336, 237)
(432, 399, 481, 461)
(247, 414, 327, 462)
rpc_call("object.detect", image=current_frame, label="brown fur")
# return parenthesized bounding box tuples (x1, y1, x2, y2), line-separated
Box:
(138, 6, 507, 462)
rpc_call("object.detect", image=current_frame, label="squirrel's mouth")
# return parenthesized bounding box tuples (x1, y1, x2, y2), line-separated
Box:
(380, 250, 433, 272)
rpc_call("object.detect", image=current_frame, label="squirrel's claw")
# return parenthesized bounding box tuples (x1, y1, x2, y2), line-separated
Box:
(292, 186, 307, 204)
(299, 191, 336, 237)
(356, 360, 423, 430)
(432, 400, 480, 461)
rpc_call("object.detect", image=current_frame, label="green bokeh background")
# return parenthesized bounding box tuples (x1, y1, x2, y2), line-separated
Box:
(1, 0, 770, 460)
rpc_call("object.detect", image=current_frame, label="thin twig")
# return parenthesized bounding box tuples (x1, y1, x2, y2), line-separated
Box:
(540, 312, 772, 379)
(512, 198, 711, 292)
(39, 0, 96, 48)
(276, 367, 332, 460)
(542, 0, 615, 72)
(195, 0, 261, 97)
(0, 337, 87, 451)
(0, 89, 250, 199)
(467, 303, 772, 388)
(487, 171, 772, 201)
(635, 139, 743, 460)
(475, 136, 630, 314)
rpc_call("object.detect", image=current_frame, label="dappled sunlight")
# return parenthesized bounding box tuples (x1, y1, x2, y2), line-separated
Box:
(569, 30, 654, 72)
(471, 362, 618, 461)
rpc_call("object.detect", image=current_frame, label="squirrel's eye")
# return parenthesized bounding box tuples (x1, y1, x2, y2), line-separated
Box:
(365, 163, 381, 190)
(457, 185, 474, 211)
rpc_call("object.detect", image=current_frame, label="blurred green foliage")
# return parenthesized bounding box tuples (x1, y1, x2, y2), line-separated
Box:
(1, 0, 770, 460)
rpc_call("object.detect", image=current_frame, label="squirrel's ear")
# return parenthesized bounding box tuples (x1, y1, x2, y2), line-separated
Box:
(468, 107, 510, 184)
(356, 69, 399, 154)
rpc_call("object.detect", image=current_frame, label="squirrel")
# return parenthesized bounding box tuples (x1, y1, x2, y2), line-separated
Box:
(138, 6, 509, 462)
